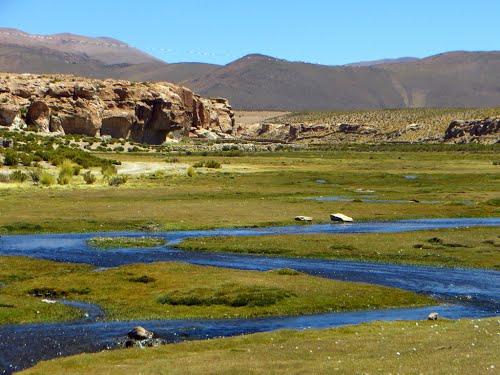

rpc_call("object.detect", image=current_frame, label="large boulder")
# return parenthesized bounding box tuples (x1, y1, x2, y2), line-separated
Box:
(0, 72, 235, 144)
(444, 118, 499, 143)
(0, 103, 19, 126)
(27, 100, 51, 132)
(330, 213, 354, 223)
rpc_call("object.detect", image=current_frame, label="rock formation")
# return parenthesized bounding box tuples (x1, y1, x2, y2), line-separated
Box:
(444, 117, 499, 144)
(0, 73, 235, 144)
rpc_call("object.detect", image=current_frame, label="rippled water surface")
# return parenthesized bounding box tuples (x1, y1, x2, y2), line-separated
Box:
(0, 217, 499, 374)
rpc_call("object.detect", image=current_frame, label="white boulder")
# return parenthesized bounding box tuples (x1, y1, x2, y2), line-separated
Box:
(330, 213, 353, 223)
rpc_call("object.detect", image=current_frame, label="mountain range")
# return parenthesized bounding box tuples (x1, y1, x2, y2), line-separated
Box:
(1, 28, 499, 110)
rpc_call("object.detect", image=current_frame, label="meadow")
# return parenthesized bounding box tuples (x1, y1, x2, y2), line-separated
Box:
(179, 226, 500, 269)
(22, 318, 499, 374)
(0, 256, 431, 324)
(0, 146, 498, 233)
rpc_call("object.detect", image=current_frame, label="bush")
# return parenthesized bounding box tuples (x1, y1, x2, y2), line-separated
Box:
(108, 175, 127, 186)
(57, 172, 72, 185)
(205, 160, 222, 169)
(186, 166, 196, 177)
(29, 170, 41, 184)
(83, 171, 96, 185)
(101, 164, 117, 179)
(19, 153, 33, 166)
(10, 170, 28, 183)
(0, 173, 10, 183)
(40, 172, 55, 186)
(192, 161, 205, 168)
(59, 159, 76, 176)
(3, 150, 19, 166)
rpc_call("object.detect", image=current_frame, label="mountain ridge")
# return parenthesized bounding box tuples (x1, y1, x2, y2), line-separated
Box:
(0, 28, 499, 110)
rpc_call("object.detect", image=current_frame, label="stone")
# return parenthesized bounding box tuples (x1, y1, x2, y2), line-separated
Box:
(27, 100, 51, 132)
(128, 326, 154, 340)
(295, 216, 313, 222)
(0, 72, 235, 144)
(0, 103, 19, 126)
(427, 312, 439, 321)
(330, 213, 354, 223)
(444, 118, 499, 143)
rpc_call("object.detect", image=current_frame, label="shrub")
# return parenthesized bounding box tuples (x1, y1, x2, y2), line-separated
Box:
(205, 160, 222, 169)
(59, 159, 76, 176)
(101, 164, 117, 179)
(83, 171, 96, 185)
(108, 175, 127, 186)
(40, 172, 55, 186)
(57, 172, 72, 185)
(3, 150, 19, 166)
(186, 166, 196, 177)
(165, 157, 180, 163)
(10, 170, 28, 183)
(192, 161, 205, 168)
(0, 173, 10, 183)
(29, 169, 41, 184)
(19, 153, 33, 166)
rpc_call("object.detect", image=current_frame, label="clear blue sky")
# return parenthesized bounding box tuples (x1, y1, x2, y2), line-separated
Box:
(0, 0, 498, 65)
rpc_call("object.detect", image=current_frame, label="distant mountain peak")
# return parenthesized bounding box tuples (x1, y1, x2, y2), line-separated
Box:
(345, 57, 420, 67)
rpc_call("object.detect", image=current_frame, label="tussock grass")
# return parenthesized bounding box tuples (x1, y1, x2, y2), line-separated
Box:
(0, 256, 432, 324)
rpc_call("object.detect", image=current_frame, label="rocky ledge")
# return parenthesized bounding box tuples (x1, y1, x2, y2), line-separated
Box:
(444, 117, 499, 144)
(0, 73, 234, 144)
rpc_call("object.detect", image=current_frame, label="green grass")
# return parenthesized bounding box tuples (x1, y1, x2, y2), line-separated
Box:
(0, 256, 432, 324)
(0, 150, 498, 233)
(87, 236, 166, 249)
(21, 318, 500, 375)
(178, 227, 500, 269)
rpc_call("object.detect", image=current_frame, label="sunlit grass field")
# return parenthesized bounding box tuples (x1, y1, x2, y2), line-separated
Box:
(22, 318, 499, 375)
(0, 256, 432, 324)
(0, 149, 498, 233)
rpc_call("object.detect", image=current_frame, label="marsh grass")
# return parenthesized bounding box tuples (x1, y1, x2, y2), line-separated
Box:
(179, 227, 500, 269)
(0, 257, 432, 324)
(87, 236, 166, 249)
(158, 284, 294, 307)
(0, 150, 498, 233)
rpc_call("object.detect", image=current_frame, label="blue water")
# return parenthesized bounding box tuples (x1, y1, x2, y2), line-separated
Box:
(0, 217, 499, 373)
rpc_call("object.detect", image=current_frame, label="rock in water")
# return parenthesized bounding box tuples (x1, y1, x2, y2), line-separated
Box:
(295, 216, 313, 222)
(128, 326, 154, 340)
(122, 326, 167, 349)
(330, 213, 354, 223)
(427, 312, 439, 321)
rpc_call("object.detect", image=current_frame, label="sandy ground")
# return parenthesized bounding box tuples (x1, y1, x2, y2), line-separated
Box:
(116, 161, 271, 176)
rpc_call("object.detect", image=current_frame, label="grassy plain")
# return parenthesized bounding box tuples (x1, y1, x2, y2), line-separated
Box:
(179, 226, 500, 269)
(22, 318, 499, 375)
(0, 149, 498, 233)
(0, 256, 432, 324)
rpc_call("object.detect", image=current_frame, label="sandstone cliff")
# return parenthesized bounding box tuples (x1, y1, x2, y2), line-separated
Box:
(0, 73, 234, 144)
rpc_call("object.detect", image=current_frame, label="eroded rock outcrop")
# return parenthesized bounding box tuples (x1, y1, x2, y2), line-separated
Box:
(444, 117, 499, 143)
(0, 73, 235, 144)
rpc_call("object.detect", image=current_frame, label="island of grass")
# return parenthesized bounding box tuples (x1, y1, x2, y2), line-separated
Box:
(21, 318, 499, 375)
(0, 256, 432, 324)
(87, 236, 166, 249)
(177, 226, 500, 269)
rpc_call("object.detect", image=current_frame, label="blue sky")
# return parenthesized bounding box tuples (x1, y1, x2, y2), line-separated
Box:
(0, 0, 498, 65)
